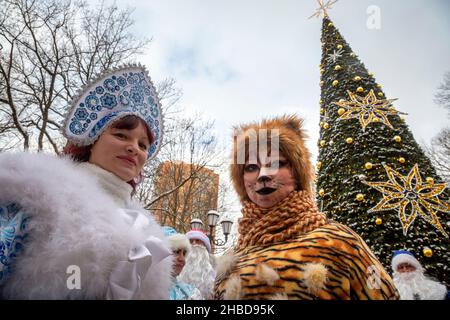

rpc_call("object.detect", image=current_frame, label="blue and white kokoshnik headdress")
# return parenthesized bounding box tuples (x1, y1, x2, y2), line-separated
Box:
(63, 64, 163, 160)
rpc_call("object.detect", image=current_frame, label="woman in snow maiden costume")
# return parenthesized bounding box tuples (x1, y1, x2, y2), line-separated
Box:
(0, 64, 173, 299)
(214, 115, 399, 300)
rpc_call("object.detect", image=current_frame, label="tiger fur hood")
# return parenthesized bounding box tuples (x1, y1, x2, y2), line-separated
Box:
(230, 114, 314, 202)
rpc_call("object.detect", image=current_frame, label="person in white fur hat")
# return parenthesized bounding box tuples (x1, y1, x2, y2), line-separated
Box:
(391, 250, 448, 300)
(163, 227, 202, 300)
(0, 65, 172, 299)
(178, 229, 216, 299)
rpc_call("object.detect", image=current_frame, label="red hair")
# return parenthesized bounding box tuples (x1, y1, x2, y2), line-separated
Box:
(63, 115, 154, 191)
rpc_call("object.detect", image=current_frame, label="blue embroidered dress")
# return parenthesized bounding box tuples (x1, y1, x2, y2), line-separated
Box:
(169, 278, 203, 300)
(0, 203, 29, 284)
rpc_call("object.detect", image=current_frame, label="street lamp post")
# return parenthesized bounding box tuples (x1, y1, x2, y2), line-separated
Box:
(190, 218, 204, 230)
(190, 210, 233, 250)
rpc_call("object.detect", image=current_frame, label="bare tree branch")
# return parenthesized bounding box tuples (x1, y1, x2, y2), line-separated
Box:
(136, 112, 232, 233)
(425, 71, 450, 183)
(435, 71, 450, 116)
(424, 128, 450, 183)
(0, 0, 150, 152)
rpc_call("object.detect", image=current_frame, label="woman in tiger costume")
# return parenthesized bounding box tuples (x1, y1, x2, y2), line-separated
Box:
(214, 115, 399, 300)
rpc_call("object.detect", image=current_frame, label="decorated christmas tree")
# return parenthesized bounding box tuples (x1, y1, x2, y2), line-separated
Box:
(313, 2, 450, 286)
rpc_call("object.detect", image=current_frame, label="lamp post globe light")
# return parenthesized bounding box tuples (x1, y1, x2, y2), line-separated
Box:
(190, 218, 204, 230)
(190, 210, 233, 249)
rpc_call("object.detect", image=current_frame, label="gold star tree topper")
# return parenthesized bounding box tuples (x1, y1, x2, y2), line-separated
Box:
(308, 0, 338, 19)
(334, 90, 405, 131)
(364, 164, 450, 237)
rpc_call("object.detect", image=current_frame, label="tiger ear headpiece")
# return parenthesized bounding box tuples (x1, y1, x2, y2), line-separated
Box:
(230, 114, 314, 202)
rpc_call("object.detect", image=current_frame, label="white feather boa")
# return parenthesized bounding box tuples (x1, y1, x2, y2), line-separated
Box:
(0, 152, 173, 299)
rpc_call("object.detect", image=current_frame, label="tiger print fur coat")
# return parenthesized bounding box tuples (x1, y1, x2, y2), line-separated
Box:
(214, 221, 399, 300)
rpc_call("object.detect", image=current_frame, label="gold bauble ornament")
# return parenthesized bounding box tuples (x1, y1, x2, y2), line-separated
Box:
(320, 99, 324, 104)
(320, 140, 326, 147)
(393, 136, 402, 142)
(316, 162, 322, 170)
(346, 137, 354, 144)
(350, 52, 356, 57)
(365, 162, 373, 170)
(373, 117, 379, 123)
(375, 218, 382, 225)
(426, 177, 435, 184)
(320, 81, 324, 87)
(320, 108, 325, 115)
(338, 108, 345, 116)
(354, 76, 362, 81)
(332, 80, 339, 86)
(377, 84, 382, 88)
(356, 193, 365, 201)
(423, 247, 433, 258)
(337, 44, 343, 49)
(377, 92, 384, 97)
(328, 22, 333, 27)
(320, 68, 325, 74)
(324, 123, 330, 129)
(320, 121, 324, 127)
(398, 157, 406, 164)
(334, 65, 342, 71)
(356, 87, 364, 93)
(369, 72, 374, 77)
(400, 116, 406, 122)
(319, 189, 325, 197)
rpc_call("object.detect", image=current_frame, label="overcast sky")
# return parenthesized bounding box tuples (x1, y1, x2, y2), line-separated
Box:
(119, 0, 450, 211)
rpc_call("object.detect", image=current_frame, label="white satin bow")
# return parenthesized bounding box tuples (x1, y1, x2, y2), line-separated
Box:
(106, 209, 171, 300)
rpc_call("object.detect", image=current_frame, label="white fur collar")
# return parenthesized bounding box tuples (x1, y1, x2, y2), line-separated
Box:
(78, 162, 132, 207)
(0, 152, 172, 299)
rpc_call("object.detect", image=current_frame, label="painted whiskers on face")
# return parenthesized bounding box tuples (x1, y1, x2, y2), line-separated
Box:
(246, 178, 290, 194)
(243, 155, 297, 209)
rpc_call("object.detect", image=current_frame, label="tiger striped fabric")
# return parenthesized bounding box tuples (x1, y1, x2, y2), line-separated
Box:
(215, 221, 399, 300)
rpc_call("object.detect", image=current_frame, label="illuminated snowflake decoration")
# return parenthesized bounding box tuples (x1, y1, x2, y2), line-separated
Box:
(334, 90, 405, 131)
(364, 164, 450, 237)
(325, 48, 345, 64)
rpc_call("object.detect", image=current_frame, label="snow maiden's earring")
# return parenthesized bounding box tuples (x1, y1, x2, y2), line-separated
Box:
(62, 64, 164, 161)
(135, 172, 145, 185)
